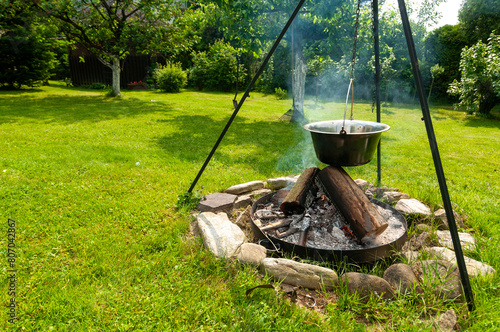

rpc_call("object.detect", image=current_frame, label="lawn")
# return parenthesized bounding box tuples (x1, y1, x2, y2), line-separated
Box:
(0, 81, 499, 330)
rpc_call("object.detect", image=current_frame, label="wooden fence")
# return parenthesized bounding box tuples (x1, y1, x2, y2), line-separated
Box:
(69, 54, 152, 88)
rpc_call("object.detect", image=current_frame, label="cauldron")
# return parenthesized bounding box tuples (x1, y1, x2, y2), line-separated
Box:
(303, 120, 390, 166)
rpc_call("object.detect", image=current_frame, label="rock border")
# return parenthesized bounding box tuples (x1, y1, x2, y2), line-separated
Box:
(192, 175, 496, 330)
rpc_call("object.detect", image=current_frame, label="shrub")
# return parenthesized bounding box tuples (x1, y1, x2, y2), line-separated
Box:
(188, 40, 246, 91)
(153, 63, 187, 93)
(448, 34, 500, 116)
(274, 87, 287, 100)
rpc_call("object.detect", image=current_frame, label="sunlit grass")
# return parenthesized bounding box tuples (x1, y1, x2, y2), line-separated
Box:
(0, 81, 498, 330)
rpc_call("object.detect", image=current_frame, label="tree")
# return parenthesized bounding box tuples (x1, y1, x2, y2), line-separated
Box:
(0, 1, 58, 88)
(424, 25, 467, 100)
(427, 63, 444, 103)
(34, 0, 186, 96)
(459, 0, 500, 44)
(448, 34, 500, 116)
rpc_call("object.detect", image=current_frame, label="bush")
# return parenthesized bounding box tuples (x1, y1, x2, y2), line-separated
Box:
(153, 63, 187, 93)
(448, 34, 500, 116)
(274, 87, 287, 100)
(188, 40, 246, 91)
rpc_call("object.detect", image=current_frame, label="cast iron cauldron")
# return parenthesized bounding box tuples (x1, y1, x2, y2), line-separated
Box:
(303, 120, 390, 166)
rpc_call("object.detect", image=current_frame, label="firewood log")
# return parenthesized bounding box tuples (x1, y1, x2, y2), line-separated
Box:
(317, 166, 388, 242)
(280, 167, 319, 215)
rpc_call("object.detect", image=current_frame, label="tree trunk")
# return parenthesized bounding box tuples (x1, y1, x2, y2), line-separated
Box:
(111, 56, 121, 97)
(292, 55, 306, 123)
(427, 77, 434, 104)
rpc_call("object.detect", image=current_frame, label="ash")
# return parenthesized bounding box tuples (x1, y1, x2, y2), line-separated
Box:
(253, 190, 406, 251)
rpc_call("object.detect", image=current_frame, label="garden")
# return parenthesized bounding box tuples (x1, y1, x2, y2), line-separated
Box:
(1, 0, 500, 330)
(0, 81, 499, 330)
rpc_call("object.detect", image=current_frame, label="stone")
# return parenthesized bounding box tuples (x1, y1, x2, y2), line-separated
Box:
(383, 263, 420, 294)
(365, 190, 374, 199)
(402, 232, 432, 251)
(235, 206, 253, 239)
(341, 272, 395, 301)
(412, 260, 463, 301)
(402, 250, 420, 263)
(415, 223, 433, 233)
(248, 188, 272, 199)
(234, 194, 253, 210)
(196, 212, 246, 258)
(395, 198, 432, 217)
(427, 246, 496, 277)
(225, 181, 266, 195)
(434, 209, 465, 230)
(267, 177, 297, 190)
(354, 179, 370, 191)
(382, 191, 411, 204)
(436, 230, 476, 251)
(198, 193, 237, 213)
(433, 309, 457, 332)
(235, 243, 267, 266)
(261, 258, 338, 290)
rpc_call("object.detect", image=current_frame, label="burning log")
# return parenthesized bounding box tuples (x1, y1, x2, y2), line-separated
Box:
(316, 166, 388, 243)
(280, 167, 319, 215)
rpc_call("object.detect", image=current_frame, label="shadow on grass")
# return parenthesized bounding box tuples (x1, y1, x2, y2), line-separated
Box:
(463, 116, 500, 129)
(0, 94, 174, 125)
(156, 113, 302, 173)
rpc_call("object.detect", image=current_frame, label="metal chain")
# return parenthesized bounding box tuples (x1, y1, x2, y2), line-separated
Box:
(350, 0, 361, 78)
(342, 0, 362, 130)
(349, 0, 362, 120)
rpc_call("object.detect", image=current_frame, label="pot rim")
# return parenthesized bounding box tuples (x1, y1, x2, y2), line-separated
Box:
(303, 120, 391, 135)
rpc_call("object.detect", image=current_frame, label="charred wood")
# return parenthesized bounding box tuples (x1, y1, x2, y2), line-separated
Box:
(280, 167, 319, 215)
(316, 166, 388, 242)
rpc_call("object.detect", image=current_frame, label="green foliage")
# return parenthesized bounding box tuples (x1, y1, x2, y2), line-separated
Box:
(176, 191, 203, 211)
(34, 0, 188, 96)
(188, 40, 246, 91)
(459, 0, 500, 44)
(448, 34, 500, 116)
(425, 25, 468, 100)
(153, 63, 187, 93)
(81, 82, 108, 90)
(0, 1, 57, 88)
(274, 87, 287, 100)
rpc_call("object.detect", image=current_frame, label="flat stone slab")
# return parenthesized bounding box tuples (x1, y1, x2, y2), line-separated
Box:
(225, 181, 265, 195)
(427, 246, 496, 277)
(395, 198, 432, 217)
(235, 243, 267, 266)
(341, 272, 395, 301)
(198, 193, 237, 213)
(196, 212, 246, 258)
(436, 230, 476, 251)
(267, 177, 297, 190)
(261, 258, 338, 290)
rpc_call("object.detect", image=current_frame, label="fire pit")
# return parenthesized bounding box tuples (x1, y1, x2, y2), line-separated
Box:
(250, 167, 407, 263)
(303, 120, 390, 166)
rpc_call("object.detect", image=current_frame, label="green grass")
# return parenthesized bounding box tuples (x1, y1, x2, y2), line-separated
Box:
(0, 81, 499, 330)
